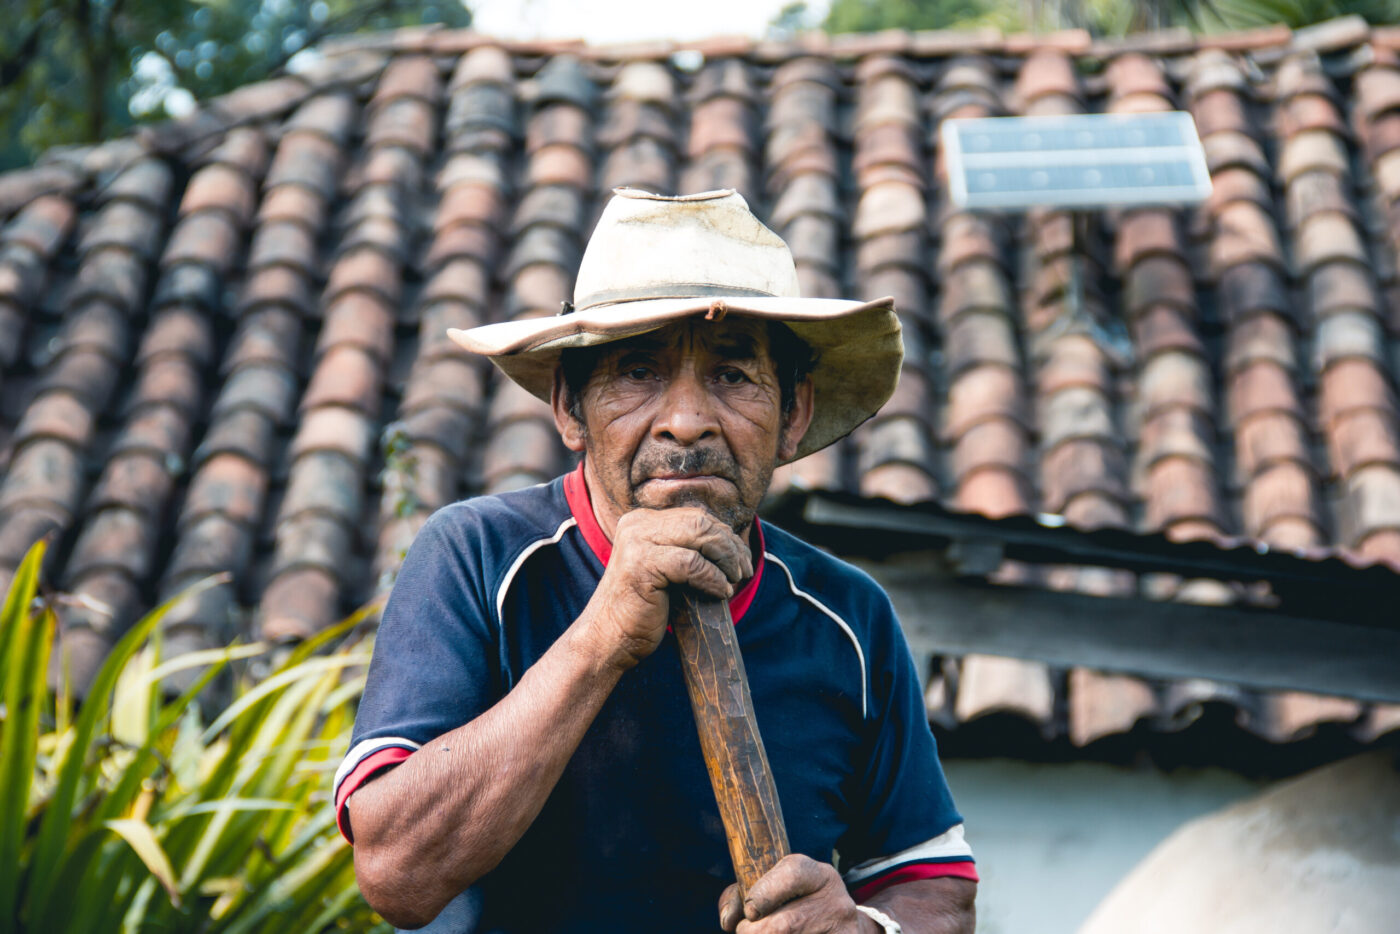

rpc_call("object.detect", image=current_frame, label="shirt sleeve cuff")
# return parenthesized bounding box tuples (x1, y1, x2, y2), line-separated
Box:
(851, 860, 979, 902)
(842, 822, 978, 900)
(334, 744, 418, 843)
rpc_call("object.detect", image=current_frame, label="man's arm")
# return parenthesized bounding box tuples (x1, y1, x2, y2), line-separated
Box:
(348, 506, 752, 930)
(718, 855, 975, 934)
(866, 877, 976, 933)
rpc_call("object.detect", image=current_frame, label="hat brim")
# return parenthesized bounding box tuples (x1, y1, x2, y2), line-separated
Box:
(448, 296, 903, 463)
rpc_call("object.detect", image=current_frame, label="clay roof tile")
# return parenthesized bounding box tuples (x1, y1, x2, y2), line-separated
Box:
(65, 506, 154, 582)
(78, 201, 164, 261)
(372, 55, 443, 108)
(1104, 53, 1172, 100)
(608, 61, 675, 105)
(259, 567, 340, 642)
(88, 451, 173, 518)
(1235, 411, 1310, 481)
(284, 92, 359, 145)
(3, 194, 76, 257)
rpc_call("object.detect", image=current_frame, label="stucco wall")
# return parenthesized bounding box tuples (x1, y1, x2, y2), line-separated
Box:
(940, 758, 1264, 934)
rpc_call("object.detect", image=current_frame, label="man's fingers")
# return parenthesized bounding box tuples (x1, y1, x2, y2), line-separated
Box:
(696, 529, 752, 584)
(653, 510, 752, 583)
(718, 883, 745, 932)
(742, 854, 831, 921)
(735, 899, 838, 934)
(624, 508, 752, 583)
(656, 545, 733, 598)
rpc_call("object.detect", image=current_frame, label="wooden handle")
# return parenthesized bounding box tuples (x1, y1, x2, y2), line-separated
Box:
(670, 588, 790, 895)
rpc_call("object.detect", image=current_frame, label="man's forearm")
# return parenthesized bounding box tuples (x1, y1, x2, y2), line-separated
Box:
(347, 611, 626, 928)
(865, 878, 976, 934)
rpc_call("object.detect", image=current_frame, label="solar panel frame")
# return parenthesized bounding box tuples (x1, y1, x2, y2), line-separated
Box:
(941, 112, 1213, 211)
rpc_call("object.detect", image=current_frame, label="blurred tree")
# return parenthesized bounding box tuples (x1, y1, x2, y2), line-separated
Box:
(0, 0, 471, 170)
(769, 1, 819, 37)
(792, 0, 1399, 38)
(816, 0, 1021, 33)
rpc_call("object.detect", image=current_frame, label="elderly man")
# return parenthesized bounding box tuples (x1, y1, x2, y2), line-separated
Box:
(336, 189, 976, 933)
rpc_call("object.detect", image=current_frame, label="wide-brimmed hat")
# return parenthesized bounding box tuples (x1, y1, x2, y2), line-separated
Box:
(447, 188, 903, 462)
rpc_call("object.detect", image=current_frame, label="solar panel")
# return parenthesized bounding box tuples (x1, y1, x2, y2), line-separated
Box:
(941, 112, 1213, 211)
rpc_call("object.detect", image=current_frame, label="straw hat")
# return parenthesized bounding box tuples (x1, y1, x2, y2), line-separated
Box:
(448, 188, 903, 461)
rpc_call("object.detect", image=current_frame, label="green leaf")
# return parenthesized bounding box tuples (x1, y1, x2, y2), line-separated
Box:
(180, 669, 339, 890)
(104, 818, 181, 908)
(275, 599, 381, 674)
(0, 540, 52, 927)
(111, 644, 157, 747)
(199, 654, 368, 744)
(157, 796, 297, 822)
(144, 642, 267, 686)
(24, 572, 228, 922)
(0, 552, 378, 933)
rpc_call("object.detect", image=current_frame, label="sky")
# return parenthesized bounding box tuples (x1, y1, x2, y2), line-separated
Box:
(470, 0, 829, 44)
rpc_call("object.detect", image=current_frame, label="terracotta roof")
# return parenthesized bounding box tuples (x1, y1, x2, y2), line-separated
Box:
(2, 17, 1399, 757)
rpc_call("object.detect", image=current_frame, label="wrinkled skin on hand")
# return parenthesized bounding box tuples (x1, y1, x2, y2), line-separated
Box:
(585, 504, 753, 670)
(718, 855, 874, 934)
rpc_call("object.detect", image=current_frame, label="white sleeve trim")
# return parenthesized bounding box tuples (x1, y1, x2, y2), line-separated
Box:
(495, 517, 578, 626)
(333, 736, 423, 798)
(842, 824, 974, 885)
(765, 552, 868, 718)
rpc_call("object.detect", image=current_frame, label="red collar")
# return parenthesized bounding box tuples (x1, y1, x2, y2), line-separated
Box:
(563, 461, 764, 624)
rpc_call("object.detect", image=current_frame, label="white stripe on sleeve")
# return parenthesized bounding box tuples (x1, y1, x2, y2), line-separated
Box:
(333, 736, 424, 798)
(841, 823, 974, 886)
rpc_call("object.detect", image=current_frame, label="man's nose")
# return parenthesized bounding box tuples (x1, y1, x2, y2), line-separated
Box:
(653, 369, 720, 445)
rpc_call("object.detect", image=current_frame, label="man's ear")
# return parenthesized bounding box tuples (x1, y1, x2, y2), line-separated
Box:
(777, 377, 815, 462)
(551, 369, 587, 453)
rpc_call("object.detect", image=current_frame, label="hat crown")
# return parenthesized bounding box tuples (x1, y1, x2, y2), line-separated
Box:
(573, 188, 801, 310)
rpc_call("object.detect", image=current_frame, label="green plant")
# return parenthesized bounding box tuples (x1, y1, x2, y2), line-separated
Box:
(0, 540, 389, 933)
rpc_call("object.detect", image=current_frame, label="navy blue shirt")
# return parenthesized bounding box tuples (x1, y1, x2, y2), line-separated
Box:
(337, 465, 974, 933)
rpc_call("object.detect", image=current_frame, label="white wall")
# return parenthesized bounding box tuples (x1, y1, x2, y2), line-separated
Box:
(941, 758, 1265, 934)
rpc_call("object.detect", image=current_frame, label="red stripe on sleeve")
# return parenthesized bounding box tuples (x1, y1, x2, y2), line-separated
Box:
(852, 861, 980, 902)
(335, 746, 415, 843)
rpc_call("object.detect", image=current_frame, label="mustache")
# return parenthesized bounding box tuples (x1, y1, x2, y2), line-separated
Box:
(630, 446, 738, 484)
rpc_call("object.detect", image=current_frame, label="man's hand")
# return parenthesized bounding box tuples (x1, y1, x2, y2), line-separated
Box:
(718, 855, 874, 934)
(583, 506, 753, 670)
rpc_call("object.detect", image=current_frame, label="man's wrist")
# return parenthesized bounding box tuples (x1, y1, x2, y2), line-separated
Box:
(856, 904, 903, 934)
(563, 609, 635, 678)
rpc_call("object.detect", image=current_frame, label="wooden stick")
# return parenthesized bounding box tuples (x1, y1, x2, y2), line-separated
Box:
(670, 588, 791, 895)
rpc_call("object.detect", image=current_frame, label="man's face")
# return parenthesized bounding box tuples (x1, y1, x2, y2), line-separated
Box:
(551, 317, 814, 539)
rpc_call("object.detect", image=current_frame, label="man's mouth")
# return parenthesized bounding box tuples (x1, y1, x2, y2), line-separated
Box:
(641, 473, 732, 487)
(632, 448, 738, 491)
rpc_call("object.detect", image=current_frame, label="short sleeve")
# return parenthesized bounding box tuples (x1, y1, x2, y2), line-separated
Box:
(838, 594, 977, 898)
(333, 506, 501, 841)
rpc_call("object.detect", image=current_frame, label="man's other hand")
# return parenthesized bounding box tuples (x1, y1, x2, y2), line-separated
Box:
(717, 855, 874, 934)
(583, 506, 752, 671)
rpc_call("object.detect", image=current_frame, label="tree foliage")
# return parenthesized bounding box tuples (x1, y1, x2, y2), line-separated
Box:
(0, 0, 471, 171)
(821, 0, 1016, 33)
(796, 0, 1398, 38)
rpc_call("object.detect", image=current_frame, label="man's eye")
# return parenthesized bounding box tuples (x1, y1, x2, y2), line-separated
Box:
(626, 366, 653, 380)
(717, 369, 749, 385)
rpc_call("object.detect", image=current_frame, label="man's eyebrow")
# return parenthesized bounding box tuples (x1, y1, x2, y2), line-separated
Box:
(613, 337, 666, 355)
(612, 346, 661, 363)
(710, 336, 761, 359)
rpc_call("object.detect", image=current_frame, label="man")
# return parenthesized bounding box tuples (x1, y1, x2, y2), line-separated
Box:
(336, 189, 977, 933)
